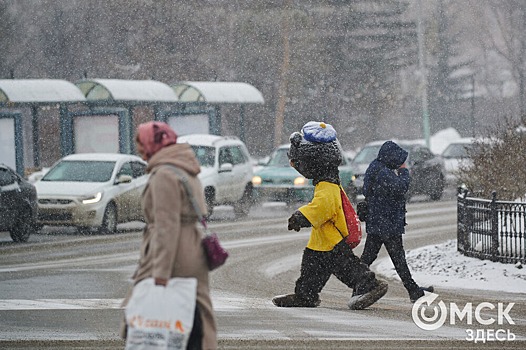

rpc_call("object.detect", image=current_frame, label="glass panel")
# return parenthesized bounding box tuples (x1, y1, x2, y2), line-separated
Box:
(167, 114, 209, 136)
(74, 115, 119, 153)
(0, 118, 16, 169)
(42, 160, 115, 182)
(230, 146, 246, 165)
(0, 90, 7, 103)
(86, 84, 111, 100)
(0, 168, 14, 187)
(118, 162, 133, 177)
(352, 145, 382, 165)
(268, 148, 291, 167)
(219, 147, 233, 165)
(190, 145, 215, 168)
(443, 144, 472, 158)
(131, 162, 146, 178)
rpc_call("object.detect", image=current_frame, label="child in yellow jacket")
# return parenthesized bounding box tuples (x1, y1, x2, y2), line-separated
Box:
(272, 121, 388, 310)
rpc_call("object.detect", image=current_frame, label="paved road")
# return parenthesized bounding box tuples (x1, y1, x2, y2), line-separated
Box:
(1, 193, 524, 349)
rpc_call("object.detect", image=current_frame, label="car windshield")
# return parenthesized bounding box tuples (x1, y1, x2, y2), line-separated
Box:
(352, 145, 382, 165)
(442, 143, 473, 158)
(42, 160, 115, 182)
(353, 143, 415, 165)
(190, 145, 215, 167)
(267, 148, 291, 167)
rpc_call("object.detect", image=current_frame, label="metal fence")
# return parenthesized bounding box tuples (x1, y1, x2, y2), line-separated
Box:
(457, 190, 526, 264)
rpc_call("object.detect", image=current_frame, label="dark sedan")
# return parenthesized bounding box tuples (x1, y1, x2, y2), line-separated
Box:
(351, 140, 446, 201)
(0, 164, 38, 242)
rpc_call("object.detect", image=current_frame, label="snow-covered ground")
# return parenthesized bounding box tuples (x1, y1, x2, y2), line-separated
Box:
(375, 239, 526, 294)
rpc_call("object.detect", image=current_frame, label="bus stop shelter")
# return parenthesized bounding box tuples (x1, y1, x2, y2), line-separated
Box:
(73, 79, 181, 155)
(170, 81, 264, 143)
(0, 79, 87, 175)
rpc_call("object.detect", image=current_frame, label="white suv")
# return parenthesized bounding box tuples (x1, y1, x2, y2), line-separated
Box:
(177, 134, 254, 217)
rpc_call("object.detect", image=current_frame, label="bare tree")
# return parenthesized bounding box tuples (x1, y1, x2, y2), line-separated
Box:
(425, 0, 474, 133)
(483, 0, 526, 123)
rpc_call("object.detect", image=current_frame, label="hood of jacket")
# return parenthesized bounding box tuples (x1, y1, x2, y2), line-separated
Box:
(146, 143, 201, 176)
(377, 141, 408, 169)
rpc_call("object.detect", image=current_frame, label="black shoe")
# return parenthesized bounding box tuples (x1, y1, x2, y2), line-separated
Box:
(272, 293, 321, 308)
(409, 286, 434, 303)
(348, 280, 388, 310)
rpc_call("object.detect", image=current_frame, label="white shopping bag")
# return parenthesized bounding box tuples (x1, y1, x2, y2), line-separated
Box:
(125, 277, 198, 350)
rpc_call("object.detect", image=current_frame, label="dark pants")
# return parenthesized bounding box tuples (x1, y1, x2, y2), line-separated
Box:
(360, 234, 419, 294)
(295, 240, 377, 302)
(186, 305, 203, 350)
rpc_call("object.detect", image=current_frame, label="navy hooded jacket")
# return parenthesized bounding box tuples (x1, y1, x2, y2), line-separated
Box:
(363, 141, 410, 236)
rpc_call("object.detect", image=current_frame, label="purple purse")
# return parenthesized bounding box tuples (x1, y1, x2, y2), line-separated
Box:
(163, 165, 229, 271)
(200, 220, 229, 271)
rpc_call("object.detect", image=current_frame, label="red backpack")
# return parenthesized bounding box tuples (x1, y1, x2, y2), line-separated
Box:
(340, 188, 362, 249)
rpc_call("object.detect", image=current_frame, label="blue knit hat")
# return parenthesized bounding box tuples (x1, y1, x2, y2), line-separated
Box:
(302, 121, 337, 143)
(288, 121, 342, 179)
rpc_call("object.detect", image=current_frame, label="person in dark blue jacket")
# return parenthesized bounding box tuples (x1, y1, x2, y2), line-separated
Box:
(360, 141, 433, 303)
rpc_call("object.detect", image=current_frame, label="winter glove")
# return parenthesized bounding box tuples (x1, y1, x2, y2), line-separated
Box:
(288, 211, 311, 231)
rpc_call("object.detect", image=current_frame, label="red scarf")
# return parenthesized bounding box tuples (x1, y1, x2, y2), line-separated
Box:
(137, 121, 178, 160)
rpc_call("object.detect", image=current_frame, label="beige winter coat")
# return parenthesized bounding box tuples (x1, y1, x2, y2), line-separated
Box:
(124, 143, 217, 349)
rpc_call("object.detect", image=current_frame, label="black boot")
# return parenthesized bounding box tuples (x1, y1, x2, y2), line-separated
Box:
(272, 293, 321, 307)
(409, 286, 434, 303)
(348, 280, 388, 310)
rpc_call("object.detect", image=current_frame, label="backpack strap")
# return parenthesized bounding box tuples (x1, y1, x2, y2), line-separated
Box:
(338, 185, 362, 249)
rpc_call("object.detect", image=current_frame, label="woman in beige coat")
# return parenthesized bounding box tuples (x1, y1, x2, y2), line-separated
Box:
(122, 121, 217, 350)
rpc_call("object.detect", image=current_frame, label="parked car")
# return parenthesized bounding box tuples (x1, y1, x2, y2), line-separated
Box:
(177, 134, 254, 217)
(252, 144, 357, 206)
(351, 140, 446, 201)
(0, 164, 38, 242)
(441, 138, 478, 186)
(34, 153, 148, 234)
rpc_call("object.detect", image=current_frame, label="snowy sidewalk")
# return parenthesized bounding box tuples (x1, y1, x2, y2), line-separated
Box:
(375, 239, 526, 294)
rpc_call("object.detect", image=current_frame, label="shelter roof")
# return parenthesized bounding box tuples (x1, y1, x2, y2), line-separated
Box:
(171, 81, 264, 104)
(76, 79, 178, 102)
(0, 79, 86, 103)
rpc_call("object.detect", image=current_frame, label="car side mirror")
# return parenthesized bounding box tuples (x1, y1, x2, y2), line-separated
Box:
(116, 174, 133, 184)
(219, 163, 233, 173)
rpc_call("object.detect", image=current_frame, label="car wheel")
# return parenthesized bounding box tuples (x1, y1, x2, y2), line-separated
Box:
(204, 187, 215, 218)
(77, 226, 93, 235)
(233, 183, 253, 218)
(99, 203, 118, 234)
(10, 206, 34, 243)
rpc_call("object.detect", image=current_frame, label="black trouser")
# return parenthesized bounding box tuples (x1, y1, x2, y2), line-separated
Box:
(294, 240, 377, 302)
(186, 305, 203, 350)
(360, 234, 419, 294)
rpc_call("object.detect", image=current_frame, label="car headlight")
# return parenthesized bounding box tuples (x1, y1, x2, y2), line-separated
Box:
(252, 175, 262, 185)
(82, 192, 102, 204)
(294, 176, 307, 186)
